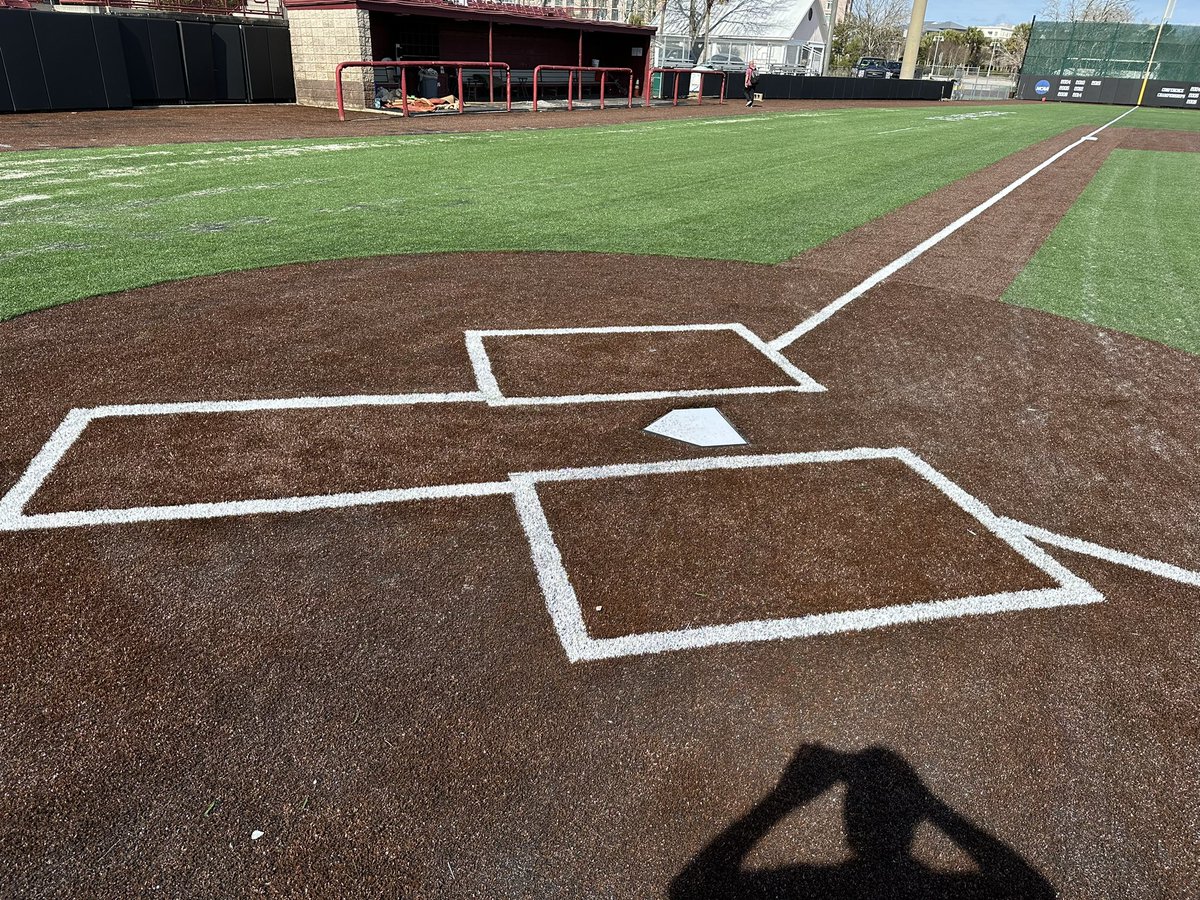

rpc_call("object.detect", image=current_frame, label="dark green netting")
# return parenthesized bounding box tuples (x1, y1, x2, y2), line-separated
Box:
(1024, 20, 1200, 81)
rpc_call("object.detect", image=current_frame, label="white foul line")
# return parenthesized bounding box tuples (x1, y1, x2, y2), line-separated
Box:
(1003, 518, 1200, 589)
(768, 106, 1138, 351)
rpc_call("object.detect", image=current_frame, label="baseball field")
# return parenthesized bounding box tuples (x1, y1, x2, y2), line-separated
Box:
(1, 98, 1198, 897)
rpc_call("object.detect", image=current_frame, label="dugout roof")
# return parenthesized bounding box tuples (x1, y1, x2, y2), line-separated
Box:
(284, 0, 656, 36)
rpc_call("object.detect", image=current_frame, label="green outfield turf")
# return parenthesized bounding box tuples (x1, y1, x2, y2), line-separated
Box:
(0, 102, 1187, 321)
(1005, 148, 1200, 357)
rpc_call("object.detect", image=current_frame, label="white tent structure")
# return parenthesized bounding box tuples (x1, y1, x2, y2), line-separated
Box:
(654, 0, 830, 73)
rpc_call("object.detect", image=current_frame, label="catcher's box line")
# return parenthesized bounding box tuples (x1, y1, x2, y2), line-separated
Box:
(464, 323, 825, 405)
(768, 106, 1138, 351)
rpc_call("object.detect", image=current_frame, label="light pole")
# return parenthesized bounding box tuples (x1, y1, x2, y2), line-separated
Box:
(1138, 0, 1177, 106)
(930, 33, 944, 76)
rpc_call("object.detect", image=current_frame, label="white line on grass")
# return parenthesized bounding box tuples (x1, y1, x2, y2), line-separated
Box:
(769, 106, 1138, 351)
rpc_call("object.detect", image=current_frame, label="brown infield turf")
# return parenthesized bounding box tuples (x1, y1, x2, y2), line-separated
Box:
(1, 115, 1199, 898)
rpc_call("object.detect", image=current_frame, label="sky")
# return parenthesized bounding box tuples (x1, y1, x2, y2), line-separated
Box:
(921, 1, 1200, 27)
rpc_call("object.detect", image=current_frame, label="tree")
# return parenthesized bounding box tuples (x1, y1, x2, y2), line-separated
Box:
(831, 20, 864, 68)
(844, 0, 908, 56)
(963, 26, 987, 66)
(829, 0, 908, 66)
(665, 0, 793, 63)
(1039, 0, 1140, 22)
(995, 21, 1032, 71)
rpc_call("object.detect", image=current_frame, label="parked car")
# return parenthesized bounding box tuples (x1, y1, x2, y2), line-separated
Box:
(886, 61, 902, 78)
(705, 52, 746, 71)
(852, 56, 889, 78)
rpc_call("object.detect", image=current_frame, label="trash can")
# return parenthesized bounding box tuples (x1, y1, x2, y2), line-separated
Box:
(419, 68, 439, 99)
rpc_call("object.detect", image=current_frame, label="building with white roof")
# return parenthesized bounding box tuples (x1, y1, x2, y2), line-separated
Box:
(653, 0, 830, 72)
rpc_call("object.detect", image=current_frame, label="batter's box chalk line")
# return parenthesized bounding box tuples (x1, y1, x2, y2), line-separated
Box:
(510, 448, 1104, 661)
(18, 405, 1196, 662)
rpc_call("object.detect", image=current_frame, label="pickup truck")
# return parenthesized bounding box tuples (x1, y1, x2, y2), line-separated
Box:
(852, 57, 889, 78)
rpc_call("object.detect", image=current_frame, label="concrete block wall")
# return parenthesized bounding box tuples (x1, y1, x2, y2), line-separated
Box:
(289, 8, 373, 109)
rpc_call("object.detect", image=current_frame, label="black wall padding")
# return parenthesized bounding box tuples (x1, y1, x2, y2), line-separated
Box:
(119, 18, 157, 103)
(32, 11, 108, 112)
(93, 16, 132, 109)
(212, 23, 247, 102)
(754, 75, 946, 102)
(1017, 73, 1198, 109)
(0, 9, 50, 112)
(147, 18, 186, 101)
(266, 25, 294, 101)
(180, 22, 216, 102)
(242, 25, 274, 102)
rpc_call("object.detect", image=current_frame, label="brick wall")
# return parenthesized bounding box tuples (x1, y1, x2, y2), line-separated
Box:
(289, 9, 373, 109)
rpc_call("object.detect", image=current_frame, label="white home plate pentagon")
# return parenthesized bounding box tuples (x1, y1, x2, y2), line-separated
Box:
(644, 408, 747, 447)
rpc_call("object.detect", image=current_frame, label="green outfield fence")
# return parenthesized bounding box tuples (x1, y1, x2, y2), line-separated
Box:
(1024, 20, 1200, 81)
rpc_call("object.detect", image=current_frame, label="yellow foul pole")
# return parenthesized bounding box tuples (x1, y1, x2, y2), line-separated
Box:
(1138, 0, 1177, 106)
(900, 0, 930, 80)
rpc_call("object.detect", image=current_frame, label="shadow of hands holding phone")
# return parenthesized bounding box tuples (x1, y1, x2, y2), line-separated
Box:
(671, 744, 1055, 900)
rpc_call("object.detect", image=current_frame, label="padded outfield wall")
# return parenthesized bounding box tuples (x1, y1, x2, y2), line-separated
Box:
(0, 9, 293, 113)
(1017, 19, 1200, 108)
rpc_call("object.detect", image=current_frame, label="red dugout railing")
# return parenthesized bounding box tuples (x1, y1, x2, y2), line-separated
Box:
(335, 60, 512, 121)
(645, 68, 727, 107)
(531, 65, 634, 111)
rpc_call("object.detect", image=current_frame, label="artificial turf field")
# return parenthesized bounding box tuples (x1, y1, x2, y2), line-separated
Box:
(1, 100, 1199, 897)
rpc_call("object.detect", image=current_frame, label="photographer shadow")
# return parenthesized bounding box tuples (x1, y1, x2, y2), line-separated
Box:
(670, 744, 1054, 900)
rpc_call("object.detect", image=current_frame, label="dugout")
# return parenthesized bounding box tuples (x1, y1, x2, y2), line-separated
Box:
(285, 0, 655, 110)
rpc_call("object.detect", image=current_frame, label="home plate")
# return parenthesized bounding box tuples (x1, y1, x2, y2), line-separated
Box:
(644, 408, 747, 447)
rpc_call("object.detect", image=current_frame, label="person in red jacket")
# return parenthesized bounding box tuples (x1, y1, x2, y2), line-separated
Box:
(744, 60, 759, 107)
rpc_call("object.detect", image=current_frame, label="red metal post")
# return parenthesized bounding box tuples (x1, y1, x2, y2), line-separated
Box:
(457, 66, 464, 113)
(532, 65, 632, 113)
(644, 68, 728, 108)
(335, 61, 347, 121)
(401, 67, 409, 117)
(488, 23, 495, 104)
